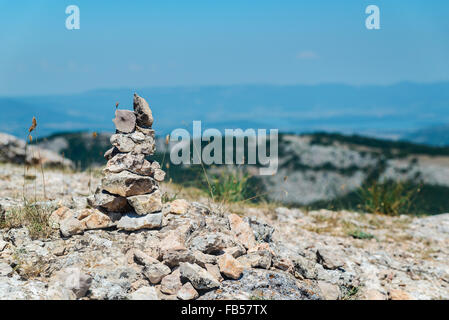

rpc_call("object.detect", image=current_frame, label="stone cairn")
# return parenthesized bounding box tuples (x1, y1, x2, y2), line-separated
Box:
(87, 93, 166, 231)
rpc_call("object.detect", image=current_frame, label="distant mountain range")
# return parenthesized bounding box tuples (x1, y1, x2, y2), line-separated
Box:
(2, 82, 449, 145)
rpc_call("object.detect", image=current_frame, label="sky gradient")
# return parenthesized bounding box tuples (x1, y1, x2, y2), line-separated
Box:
(1, 0, 448, 95)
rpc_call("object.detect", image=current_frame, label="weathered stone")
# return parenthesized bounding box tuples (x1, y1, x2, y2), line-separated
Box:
(129, 286, 159, 300)
(113, 109, 136, 133)
(143, 262, 171, 284)
(218, 253, 244, 280)
(60, 217, 85, 237)
(228, 214, 257, 249)
(205, 263, 223, 282)
(104, 153, 152, 176)
(87, 191, 129, 212)
(49, 267, 92, 299)
(80, 209, 113, 230)
(104, 147, 120, 160)
(127, 190, 162, 215)
(49, 206, 73, 227)
(110, 134, 135, 153)
(389, 289, 412, 300)
(160, 269, 182, 295)
(116, 212, 162, 231)
(316, 248, 345, 270)
(133, 249, 160, 266)
(101, 171, 156, 197)
(189, 233, 231, 254)
(154, 169, 166, 182)
(244, 216, 275, 242)
(179, 263, 220, 290)
(317, 281, 340, 300)
(177, 282, 199, 300)
(361, 289, 387, 300)
(133, 93, 154, 127)
(0, 262, 13, 277)
(223, 245, 246, 258)
(136, 125, 155, 136)
(169, 199, 190, 215)
(192, 250, 217, 268)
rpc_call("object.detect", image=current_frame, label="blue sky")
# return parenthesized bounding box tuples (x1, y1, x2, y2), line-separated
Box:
(0, 0, 448, 95)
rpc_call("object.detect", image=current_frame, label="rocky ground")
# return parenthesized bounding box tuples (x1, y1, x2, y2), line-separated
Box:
(0, 163, 448, 300)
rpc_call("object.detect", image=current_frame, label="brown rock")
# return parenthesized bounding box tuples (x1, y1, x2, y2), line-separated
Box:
(205, 263, 223, 282)
(127, 190, 162, 215)
(228, 214, 257, 249)
(87, 191, 130, 212)
(104, 153, 152, 176)
(49, 206, 73, 227)
(218, 253, 244, 280)
(101, 171, 156, 197)
(177, 282, 199, 300)
(317, 281, 340, 300)
(80, 209, 113, 230)
(160, 269, 182, 295)
(169, 199, 190, 215)
(389, 289, 412, 300)
(133, 93, 154, 127)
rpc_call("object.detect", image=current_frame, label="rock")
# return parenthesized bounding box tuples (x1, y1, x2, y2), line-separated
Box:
(0, 132, 73, 168)
(189, 233, 231, 254)
(153, 169, 166, 182)
(361, 289, 386, 300)
(104, 147, 120, 160)
(117, 212, 162, 231)
(133, 93, 154, 127)
(316, 248, 345, 270)
(49, 206, 73, 227)
(104, 153, 152, 176)
(162, 250, 196, 268)
(113, 109, 136, 133)
(179, 263, 220, 290)
(133, 249, 159, 266)
(228, 214, 257, 249)
(224, 246, 246, 258)
(49, 267, 92, 299)
(80, 209, 113, 230)
(143, 262, 171, 284)
(192, 251, 217, 268)
(200, 268, 320, 300)
(317, 281, 340, 300)
(136, 126, 155, 136)
(0, 262, 13, 277)
(127, 190, 162, 215)
(101, 171, 156, 197)
(244, 251, 272, 270)
(389, 289, 412, 300)
(244, 216, 275, 242)
(129, 286, 159, 300)
(87, 190, 130, 212)
(110, 134, 135, 153)
(60, 217, 85, 237)
(169, 199, 190, 215)
(0, 240, 8, 252)
(218, 253, 244, 280)
(205, 263, 223, 282)
(177, 282, 199, 300)
(160, 270, 182, 295)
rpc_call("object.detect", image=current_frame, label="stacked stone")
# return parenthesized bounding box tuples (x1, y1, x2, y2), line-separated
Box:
(88, 93, 166, 231)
